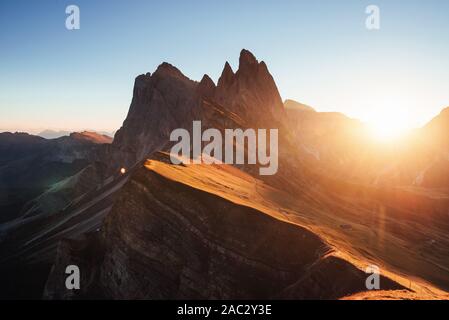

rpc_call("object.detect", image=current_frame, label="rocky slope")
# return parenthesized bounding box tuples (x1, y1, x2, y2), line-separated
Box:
(44, 155, 406, 299)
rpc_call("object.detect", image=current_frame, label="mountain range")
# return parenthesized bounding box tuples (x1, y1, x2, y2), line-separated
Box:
(37, 130, 115, 140)
(1, 50, 449, 299)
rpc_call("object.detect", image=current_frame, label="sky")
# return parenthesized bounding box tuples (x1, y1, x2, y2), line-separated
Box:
(1, 0, 449, 134)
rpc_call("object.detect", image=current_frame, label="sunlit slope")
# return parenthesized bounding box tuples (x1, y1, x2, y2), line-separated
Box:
(44, 153, 403, 299)
(144, 152, 449, 299)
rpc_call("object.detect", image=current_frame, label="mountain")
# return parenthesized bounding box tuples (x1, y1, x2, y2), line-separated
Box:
(43, 50, 449, 299)
(408, 107, 449, 188)
(44, 153, 405, 299)
(423, 107, 449, 147)
(0, 132, 108, 223)
(284, 99, 315, 112)
(0, 132, 47, 166)
(38, 130, 71, 139)
(38, 130, 114, 141)
(2, 50, 449, 300)
(283, 101, 449, 188)
(110, 63, 200, 170)
(69, 131, 113, 144)
(214, 49, 285, 124)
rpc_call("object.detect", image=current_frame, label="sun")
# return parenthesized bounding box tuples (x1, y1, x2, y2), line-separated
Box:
(366, 119, 410, 141)
(362, 104, 413, 141)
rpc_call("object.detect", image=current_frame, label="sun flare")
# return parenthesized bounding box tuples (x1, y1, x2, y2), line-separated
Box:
(361, 100, 415, 141)
(366, 119, 411, 141)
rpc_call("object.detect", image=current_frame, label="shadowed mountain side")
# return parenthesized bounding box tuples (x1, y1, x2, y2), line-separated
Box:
(0, 132, 109, 223)
(0, 166, 129, 299)
(44, 156, 405, 299)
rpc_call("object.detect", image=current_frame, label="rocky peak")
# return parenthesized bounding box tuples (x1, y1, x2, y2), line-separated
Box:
(110, 62, 199, 170)
(217, 61, 235, 88)
(110, 49, 285, 171)
(197, 74, 216, 98)
(237, 49, 259, 75)
(153, 62, 191, 82)
(214, 49, 284, 124)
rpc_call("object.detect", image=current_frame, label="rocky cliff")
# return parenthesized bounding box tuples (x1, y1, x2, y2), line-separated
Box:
(109, 49, 286, 172)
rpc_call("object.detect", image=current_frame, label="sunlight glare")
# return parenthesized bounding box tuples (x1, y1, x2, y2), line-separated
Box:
(362, 100, 414, 142)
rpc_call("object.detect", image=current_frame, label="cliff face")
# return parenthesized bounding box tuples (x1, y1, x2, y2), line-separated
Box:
(109, 49, 285, 172)
(110, 63, 199, 169)
(214, 49, 285, 125)
(44, 155, 404, 299)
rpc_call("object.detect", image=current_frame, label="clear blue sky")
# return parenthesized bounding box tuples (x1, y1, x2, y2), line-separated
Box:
(1, 0, 449, 133)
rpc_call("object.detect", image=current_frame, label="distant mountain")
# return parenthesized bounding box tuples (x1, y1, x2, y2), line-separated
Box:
(37, 130, 71, 139)
(70, 131, 113, 144)
(284, 99, 315, 112)
(406, 107, 449, 188)
(423, 107, 449, 149)
(38, 129, 114, 141)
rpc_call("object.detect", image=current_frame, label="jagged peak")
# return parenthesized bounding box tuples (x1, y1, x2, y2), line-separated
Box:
(239, 49, 258, 69)
(197, 74, 216, 97)
(199, 74, 215, 87)
(153, 62, 189, 81)
(217, 61, 235, 88)
(236, 49, 271, 81)
(223, 61, 234, 76)
(135, 72, 152, 84)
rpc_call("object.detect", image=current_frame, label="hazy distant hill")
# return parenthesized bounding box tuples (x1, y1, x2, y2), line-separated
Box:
(37, 130, 71, 139)
(38, 129, 115, 140)
(284, 99, 315, 112)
